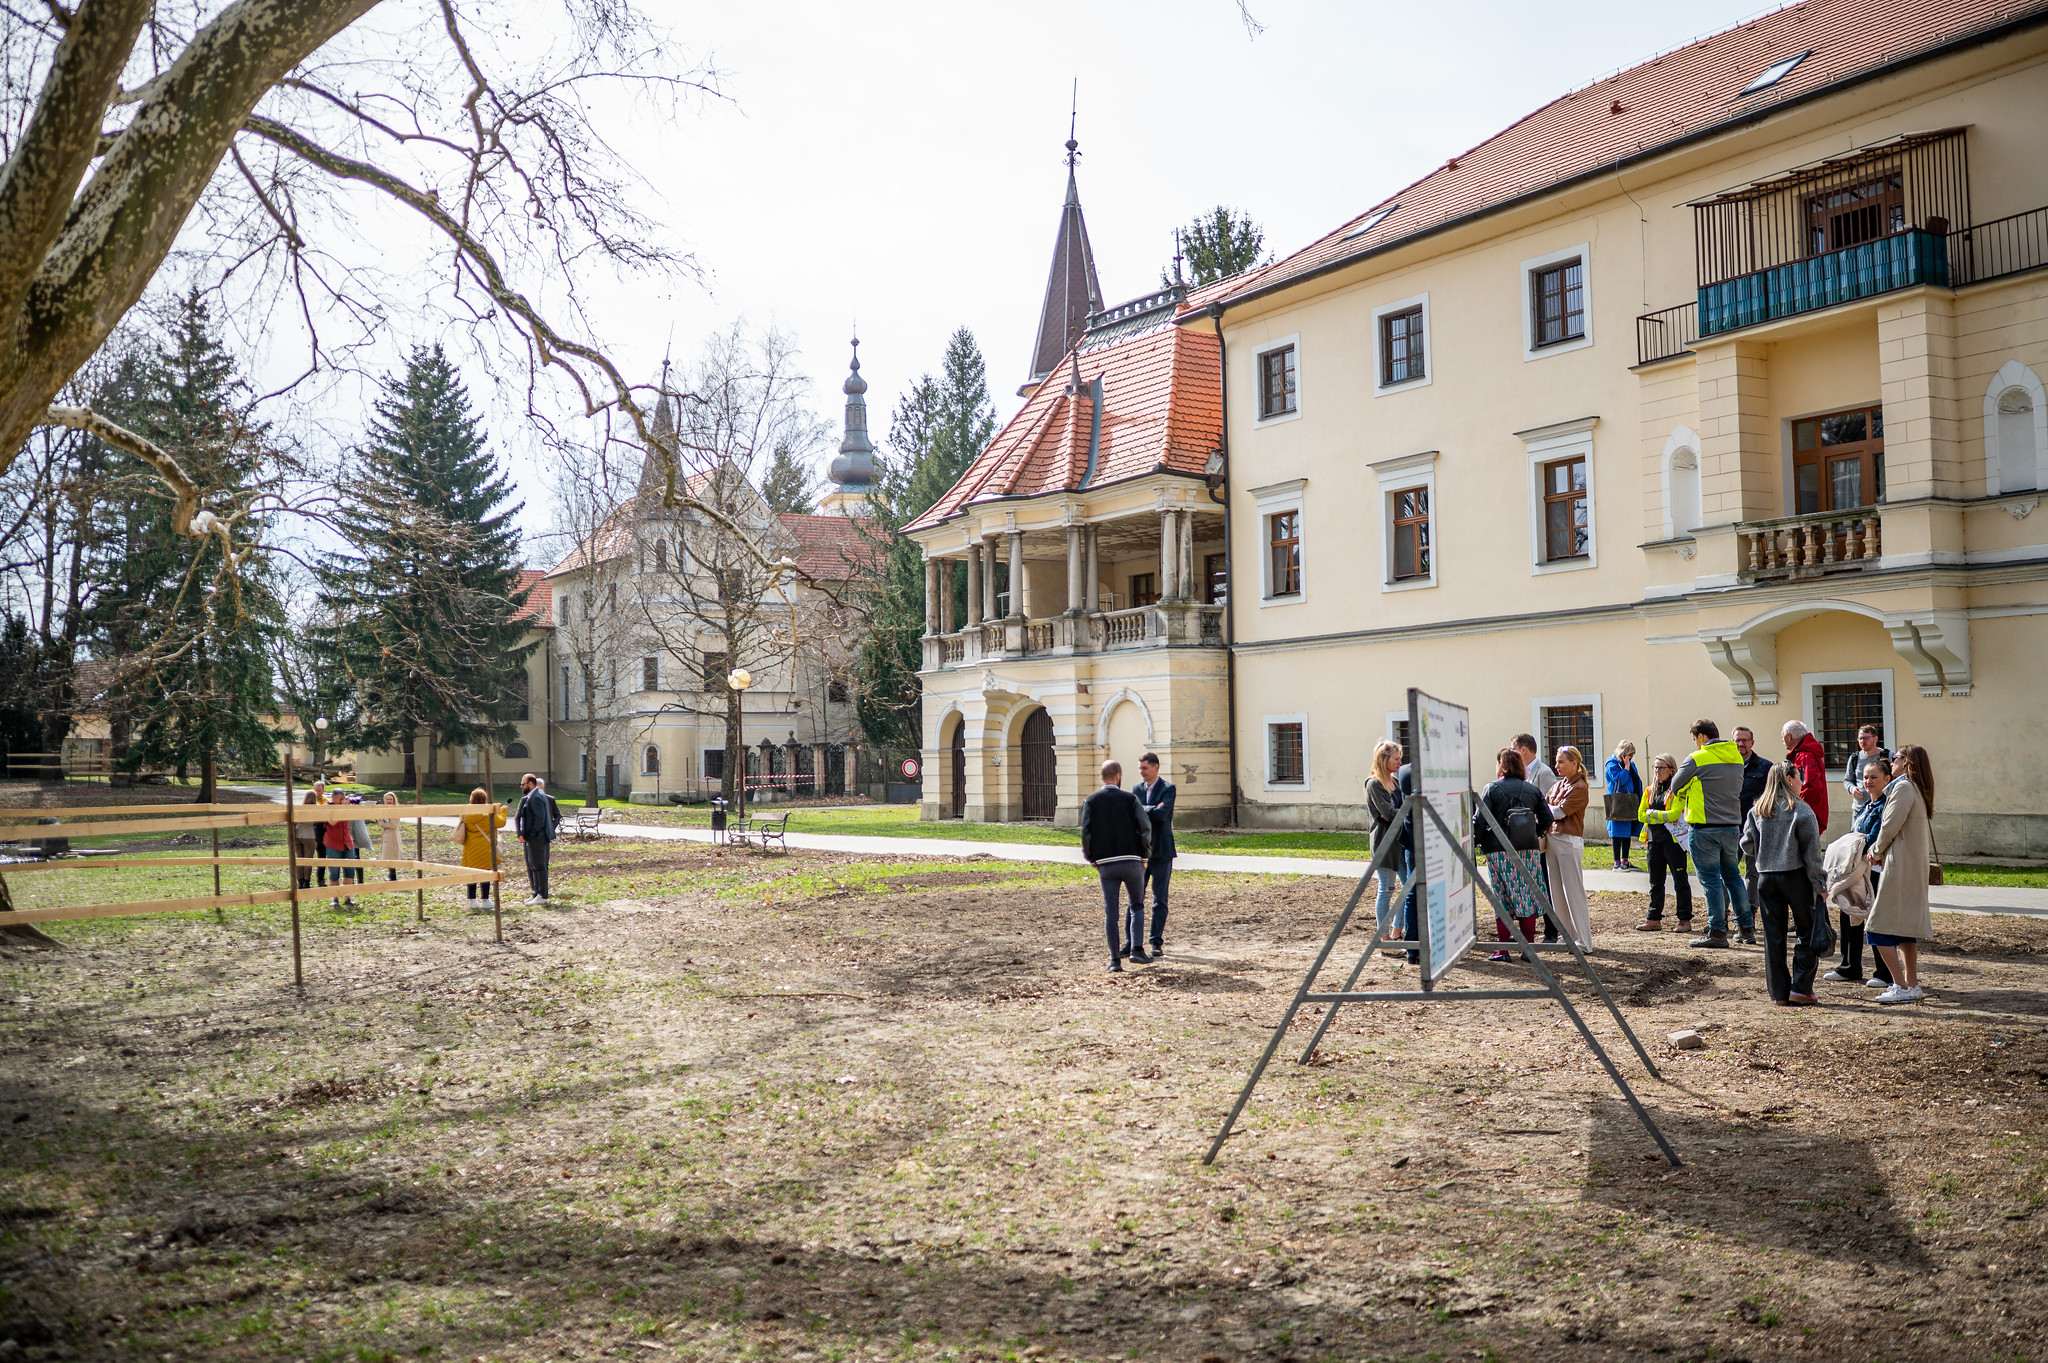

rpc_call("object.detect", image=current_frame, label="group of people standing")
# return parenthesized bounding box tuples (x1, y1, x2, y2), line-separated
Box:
(287, 774, 563, 909)
(1353, 717, 1939, 1008)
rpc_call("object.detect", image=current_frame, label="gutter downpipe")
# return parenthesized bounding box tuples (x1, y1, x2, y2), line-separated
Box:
(1207, 302, 1239, 829)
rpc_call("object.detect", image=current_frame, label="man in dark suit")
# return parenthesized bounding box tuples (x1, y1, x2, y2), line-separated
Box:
(1134, 752, 1177, 956)
(515, 773, 560, 903)
(1080, 760, 1151, 971)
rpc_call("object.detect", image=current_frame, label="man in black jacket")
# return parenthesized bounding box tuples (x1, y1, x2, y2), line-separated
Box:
(1732, 726, 1773, 944)
(1134, 752, 1177, 956)
(1081, 760, 1151, 971)
(515, 774, 560, 903)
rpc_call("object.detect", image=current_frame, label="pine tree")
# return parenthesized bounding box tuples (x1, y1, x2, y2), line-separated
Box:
(90, 291, 283, 801)
(1161, 207, 1267, 286)
(854, 328, 997, 752)
(321, 345, 536, 787)
(760, 442, 820, 513)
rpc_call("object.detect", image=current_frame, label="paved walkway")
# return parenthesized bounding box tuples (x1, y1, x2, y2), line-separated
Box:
(589, 819, 2048, 918)
(224, 788, 2048, 918)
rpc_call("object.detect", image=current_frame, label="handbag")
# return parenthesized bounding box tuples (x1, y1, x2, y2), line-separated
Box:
(1928, 828, 1944, 886)
(1603, 791, 1638, 821)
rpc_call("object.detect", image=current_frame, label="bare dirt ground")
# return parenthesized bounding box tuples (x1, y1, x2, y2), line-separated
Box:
(2, 838, 2045, 1363)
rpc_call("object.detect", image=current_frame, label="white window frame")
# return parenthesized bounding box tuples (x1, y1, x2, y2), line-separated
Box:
(1250, 478, 1307, 606)
(1520, 242, 1594, 361)
(1531, 694, 1604, 786)
(1251, 333, 1304, 427)
(1801, 669, 1895, 777)
(1372, 293, 1433, 395)
(1519, 416, 1599, 575)
(578, 750, 589, 784)
(701, 747, 728, 782)
(1384, 711, 1412, 764)
(1369, 450, 1438, 592)
(1262, 713, 1310, 791)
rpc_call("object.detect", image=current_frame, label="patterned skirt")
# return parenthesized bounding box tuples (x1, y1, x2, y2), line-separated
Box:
(1488, 849, 1548, 921)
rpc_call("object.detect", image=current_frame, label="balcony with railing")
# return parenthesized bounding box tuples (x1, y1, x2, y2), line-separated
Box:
(1637, 130, 2048, 363)
(1737, 508, 1883, 583)
(921, 603, 1225, 670)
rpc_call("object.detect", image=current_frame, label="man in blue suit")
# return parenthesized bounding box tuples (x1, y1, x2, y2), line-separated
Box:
(1134, 752, 1177, 956)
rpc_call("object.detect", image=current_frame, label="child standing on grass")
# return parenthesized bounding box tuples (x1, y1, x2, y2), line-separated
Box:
(380, 791, 404, 880)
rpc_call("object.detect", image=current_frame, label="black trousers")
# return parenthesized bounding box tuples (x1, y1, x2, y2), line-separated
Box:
(1097, 861, 1145, 960)
(1645, 836, 1693, 921)
(524, 836, 551, 898)
(1758, 870, 1822, 1001)
(1142, 861, 1171, 946)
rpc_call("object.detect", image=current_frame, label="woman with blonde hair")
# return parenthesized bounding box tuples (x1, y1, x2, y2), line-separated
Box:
(379, 791, 405, 881)
(1544, 746, 1592, 949)
(1866, 745, 1936, 1004)
(1634, 753, 1693, 932)
(1739, 760, 1829, 1005)
(1365, 739, 1405, 942)
(458, 786, 506, 903)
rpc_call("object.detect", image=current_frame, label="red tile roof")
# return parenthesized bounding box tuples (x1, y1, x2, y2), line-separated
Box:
(1218, 0, 2048, 307)
(511, 569, 553, 627)
(776, 511, 887, 582)
(907, 318, 1223, 532)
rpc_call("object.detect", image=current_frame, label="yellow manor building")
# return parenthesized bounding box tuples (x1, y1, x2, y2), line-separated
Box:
(918, 0, 2048, 856)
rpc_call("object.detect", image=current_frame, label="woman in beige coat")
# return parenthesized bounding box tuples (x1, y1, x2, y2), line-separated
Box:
(1544, 746, 1593, 950)
(1865, 744, 1936, 1004)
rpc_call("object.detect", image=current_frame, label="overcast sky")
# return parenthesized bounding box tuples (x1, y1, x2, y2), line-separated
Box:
(279, 0, 1782, 554)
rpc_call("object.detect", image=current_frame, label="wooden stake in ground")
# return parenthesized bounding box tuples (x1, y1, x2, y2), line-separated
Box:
(211, 826, 221, 897)
(484, 750, 502, 943)
(279, 755, 303, 989)
(415, 765, 425, 922)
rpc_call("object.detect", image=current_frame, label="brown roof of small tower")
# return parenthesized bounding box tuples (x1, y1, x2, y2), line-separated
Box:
(1025, 137, 1104, 392)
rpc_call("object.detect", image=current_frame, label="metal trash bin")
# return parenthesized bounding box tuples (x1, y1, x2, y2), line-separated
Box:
(709, 797, 728, 843)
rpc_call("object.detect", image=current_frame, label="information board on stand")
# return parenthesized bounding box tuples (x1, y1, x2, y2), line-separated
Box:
(1409, 687, 1476, 981)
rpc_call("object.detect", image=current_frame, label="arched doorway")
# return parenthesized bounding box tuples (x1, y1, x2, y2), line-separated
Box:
(949, 720, 966, 819)
(1020, 708, 1056, 820)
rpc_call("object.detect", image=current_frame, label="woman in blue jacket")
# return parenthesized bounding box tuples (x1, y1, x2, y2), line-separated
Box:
(1604, 741, 1644, 871)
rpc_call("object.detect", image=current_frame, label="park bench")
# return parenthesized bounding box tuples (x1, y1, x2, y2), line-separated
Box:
(564, 804, 604, 839)
(737, 811, 790, 854)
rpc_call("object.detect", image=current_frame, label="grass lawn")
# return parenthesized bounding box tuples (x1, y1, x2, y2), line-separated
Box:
(4, 839, 2046, 1362)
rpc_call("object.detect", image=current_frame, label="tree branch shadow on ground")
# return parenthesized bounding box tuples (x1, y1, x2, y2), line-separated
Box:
(1581, 1096, 1931, 1271)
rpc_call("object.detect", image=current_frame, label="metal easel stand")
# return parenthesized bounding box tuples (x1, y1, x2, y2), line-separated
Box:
(1203, 795, 1680, 1168)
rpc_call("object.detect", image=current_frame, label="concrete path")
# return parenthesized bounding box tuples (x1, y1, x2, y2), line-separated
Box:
(224, 788, 2048, 918)
(589, 818, 2048, 918)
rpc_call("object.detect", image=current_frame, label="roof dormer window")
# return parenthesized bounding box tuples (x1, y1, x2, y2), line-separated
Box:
(1739, 50, 1811, 96)
(1344, 205, 1398, 242)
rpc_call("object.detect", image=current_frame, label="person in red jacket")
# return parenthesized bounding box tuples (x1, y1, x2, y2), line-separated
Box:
(1781, 720, 1830, 833)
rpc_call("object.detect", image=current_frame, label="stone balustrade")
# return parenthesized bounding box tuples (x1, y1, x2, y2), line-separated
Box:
(920, 603, 1226, 670)
(1739, 509, 1882, 581)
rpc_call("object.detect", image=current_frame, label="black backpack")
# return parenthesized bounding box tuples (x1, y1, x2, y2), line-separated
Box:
(1503, 804, 1541, 852)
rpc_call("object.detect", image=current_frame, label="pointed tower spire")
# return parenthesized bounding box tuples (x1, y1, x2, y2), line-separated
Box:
(639, 357, 679, 500)
(1023, 94, 1103, 396)
(821, 333, 876, 516)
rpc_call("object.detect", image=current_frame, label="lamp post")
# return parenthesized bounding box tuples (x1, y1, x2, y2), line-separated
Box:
(727, 668, 753, 819)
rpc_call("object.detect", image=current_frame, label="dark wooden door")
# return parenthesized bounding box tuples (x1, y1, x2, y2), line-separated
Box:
(603, 756, 617, 799)
(949, 722, 966, 818)
(1020, 708, 1056, 820)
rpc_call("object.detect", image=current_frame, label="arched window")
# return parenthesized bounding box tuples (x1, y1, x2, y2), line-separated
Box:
(642, 745, 660, 775)
(505, 741, 530, 760)
(1662, 426, 1702, 540)
(1986, 361, 2046, 494)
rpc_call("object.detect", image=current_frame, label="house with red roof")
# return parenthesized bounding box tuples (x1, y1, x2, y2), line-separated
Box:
(1196, 0, 2048, 852)
(906, 138, 1243, 827)
(536, 352, 888, 803)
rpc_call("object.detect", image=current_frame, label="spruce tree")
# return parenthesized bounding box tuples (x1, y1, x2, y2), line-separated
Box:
(760, 442, 820, 513)
(854, 328, 997, 752)
(90, 292, 282, 801)
(1161, 207, 1267, 286)
(321, 345, 536, 787)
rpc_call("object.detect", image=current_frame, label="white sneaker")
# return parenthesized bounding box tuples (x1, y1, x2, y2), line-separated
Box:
(524, 894, 541, 905)
(1865, 976, 1889, 988)
(1902, 984, 1925, 1002)
(1822, 968, 1855, 983)
(1875, 984, 1918, 1005)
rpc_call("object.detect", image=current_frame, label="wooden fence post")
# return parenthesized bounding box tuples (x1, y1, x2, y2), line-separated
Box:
(280, 756, 303, 988)
(484, 750, 502, 943)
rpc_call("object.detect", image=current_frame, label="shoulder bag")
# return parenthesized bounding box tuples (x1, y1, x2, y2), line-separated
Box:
(1928, 825, 1944, 887)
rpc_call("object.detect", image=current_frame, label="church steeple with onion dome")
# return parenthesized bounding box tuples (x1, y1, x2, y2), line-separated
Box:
(819, 335, 875, 516)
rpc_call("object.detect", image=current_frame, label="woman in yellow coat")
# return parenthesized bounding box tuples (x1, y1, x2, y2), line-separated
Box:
(458, 787, 506, 902)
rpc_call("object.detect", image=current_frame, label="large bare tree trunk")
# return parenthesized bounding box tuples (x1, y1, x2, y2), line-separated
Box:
(199, 756, 217, 804)
(401, 731, 417, 788)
